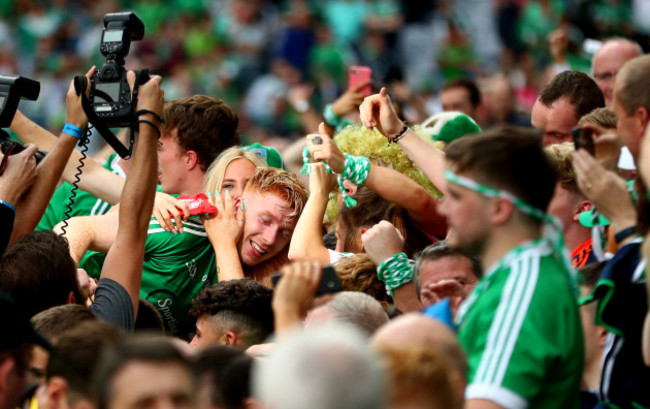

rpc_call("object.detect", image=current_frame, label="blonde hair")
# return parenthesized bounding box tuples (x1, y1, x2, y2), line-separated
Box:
(326, 124, 443, 223)
(203, 146, 267, 196)
(544, 142, 578, 191)
(577, 107, 617, 129)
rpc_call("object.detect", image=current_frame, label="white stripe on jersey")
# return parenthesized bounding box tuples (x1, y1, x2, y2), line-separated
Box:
(147, 227, 208, 237)
(475, 246, 541, 386)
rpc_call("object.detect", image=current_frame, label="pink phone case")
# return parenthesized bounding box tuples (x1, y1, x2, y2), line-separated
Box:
(348, 66, 372, 95)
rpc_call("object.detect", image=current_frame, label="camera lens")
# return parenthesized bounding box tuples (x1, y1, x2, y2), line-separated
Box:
(103, 68, 114, 79)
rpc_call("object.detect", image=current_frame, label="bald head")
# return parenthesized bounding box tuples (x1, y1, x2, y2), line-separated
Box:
(371, 313, 466, 377)
(593, 38, 643, 106)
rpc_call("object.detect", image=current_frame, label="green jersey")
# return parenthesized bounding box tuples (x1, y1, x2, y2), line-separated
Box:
(36, 154, 126, 231)
(81, 215, 217, 336)
(458, 239, 583, 409)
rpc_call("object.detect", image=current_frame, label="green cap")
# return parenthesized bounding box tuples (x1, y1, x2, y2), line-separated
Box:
(421, 111, 481, 143)
(578, 210, 610, 228)
(243, 143, 285, 170)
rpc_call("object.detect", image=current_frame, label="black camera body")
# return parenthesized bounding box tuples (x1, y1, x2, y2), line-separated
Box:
(89, 12, 145, 128)
(0, 75, 40, 128)
(0, 74, 45, 167)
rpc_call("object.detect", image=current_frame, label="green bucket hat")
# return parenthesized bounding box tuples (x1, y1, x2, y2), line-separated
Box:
(421, 111, 481, 143)
(243, 142, 286, 170)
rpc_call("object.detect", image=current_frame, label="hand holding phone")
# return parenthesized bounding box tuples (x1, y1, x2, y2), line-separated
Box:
(272, 265, 342, 296)
(572, 127, 595, 155)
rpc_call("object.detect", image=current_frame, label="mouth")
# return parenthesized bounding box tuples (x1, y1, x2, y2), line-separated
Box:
(249, 240, 268, 257)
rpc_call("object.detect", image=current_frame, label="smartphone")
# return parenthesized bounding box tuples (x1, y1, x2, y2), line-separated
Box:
(348, 66, 372, 95)
(572, 127, 595, 155)
(271, 266, 343, 296)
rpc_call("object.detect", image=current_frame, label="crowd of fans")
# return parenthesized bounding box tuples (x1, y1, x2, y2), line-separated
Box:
(2, 1, 650, 409)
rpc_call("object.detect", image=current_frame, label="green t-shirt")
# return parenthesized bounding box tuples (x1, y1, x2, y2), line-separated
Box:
(458, 239, 583, 408)
(81, 215, 217, 336)
(36, 154, 126, 231)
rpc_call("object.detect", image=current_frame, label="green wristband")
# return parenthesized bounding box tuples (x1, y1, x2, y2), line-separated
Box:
(377, 252, 414, 296)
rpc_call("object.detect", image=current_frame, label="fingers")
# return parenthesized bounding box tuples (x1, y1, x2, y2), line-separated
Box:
(85, 66, 97, 94)
(318, 122, 328, 137)
(19, 143, 38, 157)
(126, 70, 136, 94)
(85, 65, 97, 79)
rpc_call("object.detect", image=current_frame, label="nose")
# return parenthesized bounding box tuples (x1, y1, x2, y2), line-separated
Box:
(189, 335, 199, 348)
(261, 224, 279, 245)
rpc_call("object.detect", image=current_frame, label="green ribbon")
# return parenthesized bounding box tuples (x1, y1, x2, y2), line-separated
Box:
(377, 252, 414, 296)
(444, 169, 578, 296)
(338, 153, 370, 207)
(300, 146, 332, 175)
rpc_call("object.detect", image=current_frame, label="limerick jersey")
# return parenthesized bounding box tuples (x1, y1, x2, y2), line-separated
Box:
(458, 239, 583, 409)
(36, 154, 126, 231)
(81, 215, 217, 336)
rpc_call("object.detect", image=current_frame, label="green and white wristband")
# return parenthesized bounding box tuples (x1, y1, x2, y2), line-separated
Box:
(323, 103, 342, 128)
(377, 252, 414, 296)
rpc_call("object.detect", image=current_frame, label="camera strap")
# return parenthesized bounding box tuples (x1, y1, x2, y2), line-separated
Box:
(74, 69, 150, 159)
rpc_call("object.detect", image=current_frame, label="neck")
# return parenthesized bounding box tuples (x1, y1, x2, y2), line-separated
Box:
(481, 224, 543, 272)
(582, 352, 603, 392)
(564, 223, 591, 253)
(180, 170, 207, 196)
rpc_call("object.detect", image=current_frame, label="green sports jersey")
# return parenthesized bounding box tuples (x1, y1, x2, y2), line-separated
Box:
(36, 154, 126, 231)
(457, 239, 583, 409)
(81, 215, 217, 336)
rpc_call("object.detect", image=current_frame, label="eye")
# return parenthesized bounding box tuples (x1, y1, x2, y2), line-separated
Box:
(258, 216, 271, 225)
(222, 182, 235, 189)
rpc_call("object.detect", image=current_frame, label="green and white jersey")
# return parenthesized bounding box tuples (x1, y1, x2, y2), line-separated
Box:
(457, 239, 583, 409)
(36, 154, 126, 231)
(81, 215, 217, 336)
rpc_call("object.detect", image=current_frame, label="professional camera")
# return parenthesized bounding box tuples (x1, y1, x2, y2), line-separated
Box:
(78, 11, 150, 158)
(89, 12, 145, 127)
(0, 74, 45, 171)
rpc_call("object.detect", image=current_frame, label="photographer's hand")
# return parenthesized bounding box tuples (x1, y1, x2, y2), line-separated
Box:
(0, 144, 38, 205)
(65, 66, 96, 130)
(128, 71, 165, 120)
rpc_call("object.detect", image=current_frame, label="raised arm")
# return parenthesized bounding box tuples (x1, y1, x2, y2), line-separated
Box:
(288, 162, 336, 264)
(54, 212, 118, 264)
(10, 103, 125, 205)
(307, 127, 447, 237)
(9, 67, 98, 244)
(358, 87, 448, 195)
(100, 72, 164, 316)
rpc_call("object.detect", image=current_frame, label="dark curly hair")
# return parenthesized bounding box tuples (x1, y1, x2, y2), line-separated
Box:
(190, 279, 274, 346)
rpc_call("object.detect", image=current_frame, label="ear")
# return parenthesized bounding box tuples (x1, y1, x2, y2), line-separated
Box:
(637, 107, 650, 134)
(223, 330, 240, 346)
(491, 198, 514, 225)
(66, 290, 76, 305)
(185, 150, 200, 171)
(45, 377, 69, 409)
(573, 200, 592, 222)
